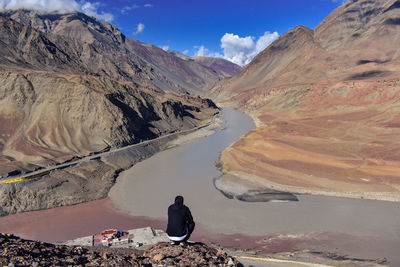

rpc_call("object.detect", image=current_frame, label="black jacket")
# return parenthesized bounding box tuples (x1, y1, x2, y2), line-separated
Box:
(166, 203, 194, 237)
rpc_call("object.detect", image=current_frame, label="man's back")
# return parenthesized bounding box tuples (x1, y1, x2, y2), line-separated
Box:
(166, 203, 193, 237)
(166, 195, 195, 242)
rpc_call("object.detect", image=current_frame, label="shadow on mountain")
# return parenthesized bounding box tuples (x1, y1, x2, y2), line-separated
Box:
(384, 17, 400, 25)
(357, 59, 389, 65)
(347, 70, 390, 80)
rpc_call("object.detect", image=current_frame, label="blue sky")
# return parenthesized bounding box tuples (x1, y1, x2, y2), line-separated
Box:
(0, 0, 346, 65)
(110, 0, 345, 65)
(111, 1, 343, 52)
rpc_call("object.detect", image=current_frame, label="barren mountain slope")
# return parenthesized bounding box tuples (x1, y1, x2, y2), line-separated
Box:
(0, 14, 85, 73)
(3, 10, 222, 95)
(191, 56, 241, 77)
(212, 0, 400, 200)
(0, 72, 217, 174)
(0, 11, 220, 214)
(0, 72, 219, 215)
(167, 51, 241, 77)
(0, 12, 221, 174)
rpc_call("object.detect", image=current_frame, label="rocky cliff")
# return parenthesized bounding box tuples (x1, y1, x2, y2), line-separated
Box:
(212, 0, 400, 200)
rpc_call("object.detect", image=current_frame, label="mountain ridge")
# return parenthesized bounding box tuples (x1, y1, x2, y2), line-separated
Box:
(167, 50, 241, 77)
(2, 9, 223, 95)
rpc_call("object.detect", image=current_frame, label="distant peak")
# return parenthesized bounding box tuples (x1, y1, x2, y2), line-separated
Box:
(289, 25, 313, 34)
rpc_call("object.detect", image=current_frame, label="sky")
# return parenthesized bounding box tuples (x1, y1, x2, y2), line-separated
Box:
(0, 0, 347, 66)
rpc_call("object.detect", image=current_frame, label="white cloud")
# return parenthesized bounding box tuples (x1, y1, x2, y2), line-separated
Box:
(256, 31, 280, 53)
(121, 4, 139, 14)
(194, 45, 208, 57)
(161, 45, 169, 51)
(221, 31, 279, 66)
(182, 49, 189, 55)
(220, 33, 255, 66)
(0, 0, 114, 21)
(332, 0, 347, 4)
(193, 31, 279, 66)
(80, 2, 113, 22)
(121, 3, 151, 14)
(194, 45, 222, 58)
(0, 0, 79, 12)
(133, 23, 145, 35)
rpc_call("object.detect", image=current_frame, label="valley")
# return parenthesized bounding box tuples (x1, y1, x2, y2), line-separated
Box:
(211, 0, 400, 201)
(0, 108, 398, 265)
(0, 0, 400, 266)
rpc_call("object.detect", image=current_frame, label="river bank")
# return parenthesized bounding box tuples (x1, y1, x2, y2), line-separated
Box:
(212, 105, 400, 202)
(215, 171, 400, 202)
(215, 106, 400, 203)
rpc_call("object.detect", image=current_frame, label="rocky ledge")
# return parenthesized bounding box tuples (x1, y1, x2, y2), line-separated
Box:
(0, 233, 242, 266)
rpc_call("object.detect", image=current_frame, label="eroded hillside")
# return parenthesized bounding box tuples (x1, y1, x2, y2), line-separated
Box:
(0, 10, 220, 215)
(0, 11, 220, 176)
(212, 0, 400, 200)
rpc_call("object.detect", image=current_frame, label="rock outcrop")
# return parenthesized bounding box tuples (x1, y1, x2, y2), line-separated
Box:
(0, 233, 242, 266)
(211, 0, 400, 200)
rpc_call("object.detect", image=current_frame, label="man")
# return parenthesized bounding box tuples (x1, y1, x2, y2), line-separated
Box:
(166, 195, 195, 244)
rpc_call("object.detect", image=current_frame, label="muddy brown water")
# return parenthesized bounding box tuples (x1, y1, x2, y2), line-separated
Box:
(0, 108, 399, 265)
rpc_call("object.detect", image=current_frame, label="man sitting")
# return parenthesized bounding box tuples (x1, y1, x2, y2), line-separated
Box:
(166, 195, 195, 244)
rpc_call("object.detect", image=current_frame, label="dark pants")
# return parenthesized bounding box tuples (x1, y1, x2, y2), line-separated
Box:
(184, 221, 195, 241)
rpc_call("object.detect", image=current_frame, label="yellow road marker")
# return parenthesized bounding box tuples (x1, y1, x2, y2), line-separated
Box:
(0, 171, 50, 184)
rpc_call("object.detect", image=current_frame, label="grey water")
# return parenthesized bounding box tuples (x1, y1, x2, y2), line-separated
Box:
(110, 108, 399, 236)
(109, 107, 400, 263)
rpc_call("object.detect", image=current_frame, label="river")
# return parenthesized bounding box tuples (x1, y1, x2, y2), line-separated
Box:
(0, 108, 399, 265)
(109, 107, 400, 264)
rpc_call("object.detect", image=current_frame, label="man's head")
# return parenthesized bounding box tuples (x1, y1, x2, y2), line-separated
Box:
(175, 195, 184, 205)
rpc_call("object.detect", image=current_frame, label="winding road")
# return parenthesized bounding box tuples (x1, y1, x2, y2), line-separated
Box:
(0, 118, 214, 185)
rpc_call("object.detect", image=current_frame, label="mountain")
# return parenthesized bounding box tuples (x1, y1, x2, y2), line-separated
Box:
(168, 50, 241, 77)
(0, 10, 220, 176)
(2, 10, 222, 95)
(212, 0, 400, 200)
(0, 9, 222, 215)
(191, 56, 241, 77)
